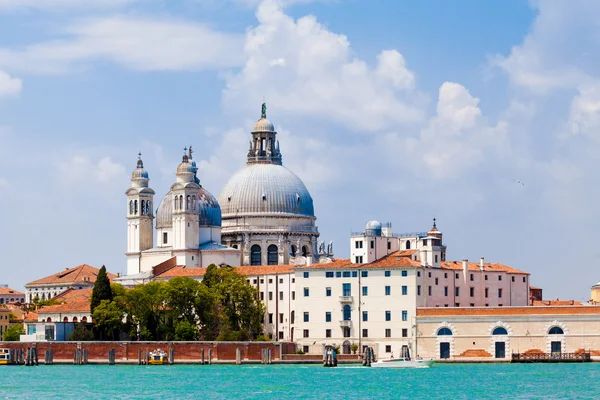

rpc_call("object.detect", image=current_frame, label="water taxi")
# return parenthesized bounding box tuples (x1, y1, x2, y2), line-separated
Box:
(148, 349, 168, 365)
(0, 348, 10, 365)
(371, 357, 434, 369)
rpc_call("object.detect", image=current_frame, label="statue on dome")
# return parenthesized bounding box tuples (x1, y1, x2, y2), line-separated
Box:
(261, 103, 267, 119)
(318, 241, 325, 255)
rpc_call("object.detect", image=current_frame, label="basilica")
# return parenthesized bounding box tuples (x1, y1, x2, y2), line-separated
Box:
(123, 104, 327, 277)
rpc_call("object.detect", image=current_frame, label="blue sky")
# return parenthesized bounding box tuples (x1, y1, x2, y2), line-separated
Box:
(1, 0, 598, 301)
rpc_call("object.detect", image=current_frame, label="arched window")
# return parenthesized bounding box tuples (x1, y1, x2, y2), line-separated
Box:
(179, 195, 183, 210)
(343, 304, 352, 321)
(129, 200, 133, 215)
(81, 316, 88, 323)
(192, 195, 196, 210)
(493, 327, 508, 335)
(134, 200, 138, 215)
(291, 311, 295, 324)
(302, 245, 308, 257)
(147, 201, 152, 215)
(291, 245, 297, 257)
(73, 317, 78, 323)
(406, 240, 411, 250)
(232, 244, 238, 249)
(267, 245, 278, 265)
(250, 245, 262, 266)
(187, 195, 191, 210)
(437, 327, 453, 336)
(174, 195, 179, 211)
(46, 317, 52, 322)
(549, 326, 564, 335)
(141, 200, 145, 215)
(63, 317, 68, 322)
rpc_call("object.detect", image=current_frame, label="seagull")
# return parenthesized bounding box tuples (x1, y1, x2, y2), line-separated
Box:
(514, 179, 525, 186)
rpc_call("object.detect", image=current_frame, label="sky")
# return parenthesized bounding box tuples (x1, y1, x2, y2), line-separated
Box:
(0, 0, 598, 301)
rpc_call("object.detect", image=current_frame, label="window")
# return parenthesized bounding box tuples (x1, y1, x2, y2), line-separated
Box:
(428, 286, 432, 296)
(485, 275, 488, 281)
(326, 329, 331, 338)
(292, 278, 295, 283)
(485, 288, 489, 298)
(343, 328, 351, 338)
(342, 283, 351, 296)
(385, 329, 391, 338)
(402, 310, 408, 321)
(470, 287, 474, 297)
(512, 276, 515, 282)
(549, 326, 564, 335)
(279, 313, 284, 324)
(343, 305, 352, 321)
(385, 345, 392, 353)
(326, 287, 332, 296)
(493, 327, 508, 335)
(428, 272, 432, 278)
(361, 271, 368, 277)
(498, 288, 503, 298)
(470, 274, 474, 281)
(470, 303, 475, 307)
(417, 271, 421, 277)
(523, 277, 526, 283)
(385, 311, 391, 321)
(303, 329, 309, 338)
(343, 271, 351, 278)
(303, 288, 309, 297)
(304, 312, 309, 322)
(442, 286, 448, 296)
(336, 272, 342, 278)
(402, 286, 408, 295)
(279, 331, 283, 340)
(269, 292, 273, 301)
(385, 271, 391, 277)
(362, 311, 368, 322)
(423, 239, 428, 246)
(279, 292, 283, 301)
(280, 278, 283, 283)
(444, 272, 448, 278)
(437, 327, 452, 335)
(387, 242, 391, 250)
(268, 314, 273, 324)
(402, 270, 408, 277)
(455, 287, 460, 297)
(435, 278, 439, 285)
(370, 241, 374, 249)
(325, 271, 334, 278)
(402, 329, 408, 338)
(355, 240, 363, 248)
(162, 232, 168, 244)
(417, 285, 421, 296)
(260, 292, 264, 301)
(385, 286, 391, 296)
(362, 286, 368, 296)
(303, 345, 309, 353)
(325, 312, 331, 322)
(267, 245, 278, 265)
(303, 272, 309, 278)
(362, 329, 369, 338)
(455, 303, 460, 307)
(355, 256, 363, 263)
(291, 291, 295, 300)
(250, 245, 262, 266)
(434, 255, 438, 263)
(498, 275, 502, 281)
(352, 271, 358, 278)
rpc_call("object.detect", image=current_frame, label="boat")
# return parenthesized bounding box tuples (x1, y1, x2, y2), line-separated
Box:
(148, 349, 168, 365)
(0, 348, 10, 365)
(371, 357, 434, 368)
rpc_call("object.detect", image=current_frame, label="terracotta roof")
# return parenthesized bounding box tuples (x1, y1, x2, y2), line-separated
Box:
(417, 306, 600, 317)
(0, 287, 24, 296)
(365, 251, 422, 268)
(37, 288, 92, 314)
(529, 286, 541, 290)
(532, 300, 582, 306)
(295, 258, 353, 270)
(26, 264, 116, 287)
(440, 261, 529, 275)
(457, 349, 492, 358)
(24, 311, 38, 322)
(155, 264, 294, 279)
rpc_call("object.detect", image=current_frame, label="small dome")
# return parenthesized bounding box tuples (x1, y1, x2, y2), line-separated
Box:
(365, 220, 382, 237)
(366, 220, 382, 230)
(253, 117, 275, 133)
(132, 168, 149, 180)
(156, 187, 222, 229)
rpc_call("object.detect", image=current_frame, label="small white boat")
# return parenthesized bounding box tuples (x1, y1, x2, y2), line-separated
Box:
(371, 357, 434, 368)
(148, 349, 168, 365)
(0, 349, 10, 365)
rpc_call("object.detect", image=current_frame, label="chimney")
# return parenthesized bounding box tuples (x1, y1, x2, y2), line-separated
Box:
(306, 256, 313, 267)
(462, 259, 468, 285)
(480, 257, 484, 271)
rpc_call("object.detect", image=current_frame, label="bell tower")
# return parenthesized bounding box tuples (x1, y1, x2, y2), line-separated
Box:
(125, 154, 155, 275)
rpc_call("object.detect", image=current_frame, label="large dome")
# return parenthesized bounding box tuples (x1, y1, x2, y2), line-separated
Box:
(218, 164, 314, 218)
(156, 187, 222, 228)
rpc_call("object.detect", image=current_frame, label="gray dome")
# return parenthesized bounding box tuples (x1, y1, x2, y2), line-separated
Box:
(365, 220, 382, 237)
(366, 220, 382, 230)
(253, 117, 275, 133)
(132, 168, 149, 180)
(218, 164, 314, 218)
(156, 187, 222, 228)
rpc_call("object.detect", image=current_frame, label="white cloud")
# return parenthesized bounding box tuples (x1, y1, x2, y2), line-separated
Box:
(0, 70, 21, 96)
(0, 16, 244, 74)
(567, 84, 600, 137)
(58, 155, 127, 185)
(223, 0, 424, 132)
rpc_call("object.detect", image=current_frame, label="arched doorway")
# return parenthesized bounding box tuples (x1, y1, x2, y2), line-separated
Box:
(267, 244, 278, 265)
(437, 327, 453, 359)
(548, 326, 564, 355)
(342, 341, 351, 355)
(250, 245, 262, 266)
(46, 317, 52, 322)
(492, 327, 508, 358)
(63, 317, 68, 322)
(73, 317, 78, 323)
(81, 316, 88, 323)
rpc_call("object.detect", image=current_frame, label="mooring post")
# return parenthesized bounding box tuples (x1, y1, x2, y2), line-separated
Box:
(138, 348, 142, 365)
(169, 347, 174, 365)
(208, 349, 212, 365)
(201, 348, 205, 365)
(236, 348, 241, 365)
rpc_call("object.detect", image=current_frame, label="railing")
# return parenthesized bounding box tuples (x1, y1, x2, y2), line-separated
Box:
(339, 296, 353, 303)
(350, 231, 428, 238)
(224, 225, 318, 233)
(511, 352, 591, 363)
(339, 320, 352, 328)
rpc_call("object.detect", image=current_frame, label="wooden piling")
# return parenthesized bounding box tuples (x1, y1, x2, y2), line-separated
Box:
(208, 349, 212, 365)
(236, 348, 241, 365)
(201, 348, 205, 365)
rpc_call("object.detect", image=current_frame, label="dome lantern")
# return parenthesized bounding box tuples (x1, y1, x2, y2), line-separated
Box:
(131, 152, 149, 188)
(247, 103, 282, 165)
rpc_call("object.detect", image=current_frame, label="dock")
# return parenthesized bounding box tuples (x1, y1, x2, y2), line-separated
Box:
(511, 352, 591, 363)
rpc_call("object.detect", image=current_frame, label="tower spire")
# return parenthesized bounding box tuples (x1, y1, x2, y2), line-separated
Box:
(433, 216, 436, 229)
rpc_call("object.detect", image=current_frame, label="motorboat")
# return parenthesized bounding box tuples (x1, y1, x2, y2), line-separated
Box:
(148, 349, 168, 365)
(371, 357, 434, 368)
(0, 348, 10, 365)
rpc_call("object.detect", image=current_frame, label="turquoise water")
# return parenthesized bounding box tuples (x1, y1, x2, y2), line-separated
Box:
(1, 363, 599, 399)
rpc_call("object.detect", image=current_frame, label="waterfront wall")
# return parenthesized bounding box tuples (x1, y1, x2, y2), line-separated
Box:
(0, 341, 296, 362)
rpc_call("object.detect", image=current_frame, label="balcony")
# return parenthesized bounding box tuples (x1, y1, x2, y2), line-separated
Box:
(339, 320, 352, 328)
(339, 296, 353, 304)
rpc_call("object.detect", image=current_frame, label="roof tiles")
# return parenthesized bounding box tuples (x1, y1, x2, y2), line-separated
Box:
(26, 264, 116, 287)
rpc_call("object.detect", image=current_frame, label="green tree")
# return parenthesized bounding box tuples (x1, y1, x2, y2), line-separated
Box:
(90, 265, 113, 313)
(3, 324, 24, 341)
(174, 320, 197, 341)
(92, 299, 124, 340)
(69, 323, 94, 341)
(124, 281, 167, 340)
